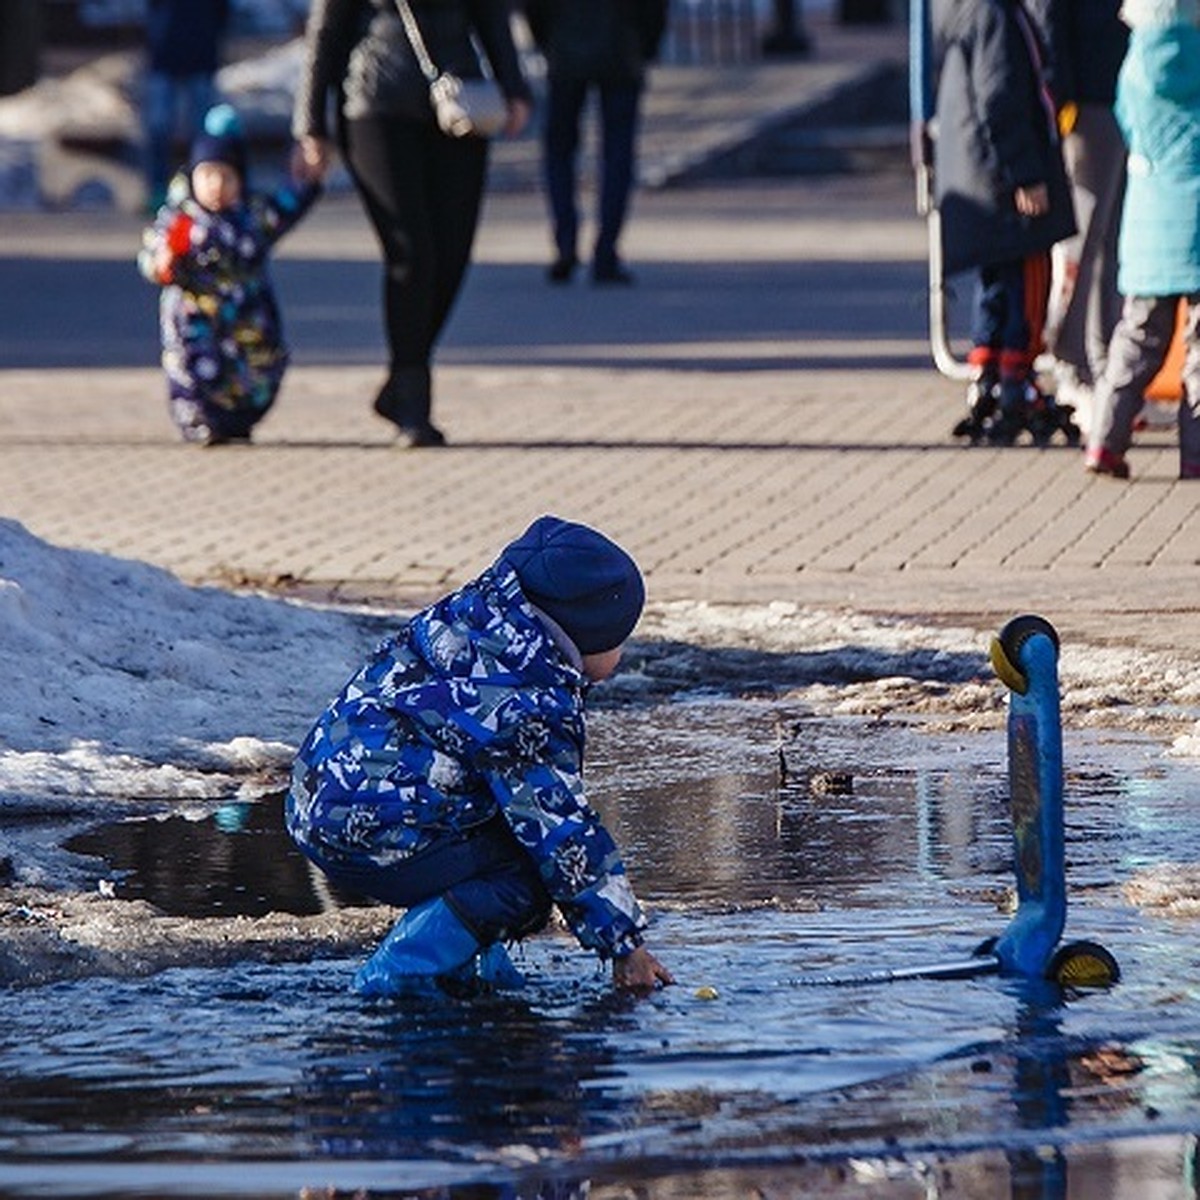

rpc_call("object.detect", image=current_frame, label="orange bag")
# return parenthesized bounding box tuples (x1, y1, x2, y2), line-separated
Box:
(1145, 299, 1186, 401)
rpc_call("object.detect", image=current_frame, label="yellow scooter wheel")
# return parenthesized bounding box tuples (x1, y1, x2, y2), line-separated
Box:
(990, 614, 1060, 695)
(1047, 940, 1120, 988)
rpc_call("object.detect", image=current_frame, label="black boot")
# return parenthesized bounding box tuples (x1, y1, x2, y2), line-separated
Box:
(987, 375, 1030, 445)
(373, 365, 446, 447)
(952, 366, 999, 443)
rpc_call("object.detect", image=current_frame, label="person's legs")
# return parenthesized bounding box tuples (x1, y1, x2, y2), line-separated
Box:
(340, 117, 437, 434)
(592, 79, 642, 282)
(161, 295, 242, 444)
(1079, 108, 1127, 383)
(425, 132, 488, 348)
(1087, 294, 1178, 475)
(297, 812, 553, 996)
(954, 266, 1007, 439)
(181, 72, 219, 155)
(1178, 295, 1200, 478)
(341, 116, 486, 440)
(1048, 105, 1126, 387)
(142, 71, 218, 207)
(142, 70, 177, 205)
(978, 258, 1033, 443)
(542, 75, 588, 279)
(970, 262, 1010, 354)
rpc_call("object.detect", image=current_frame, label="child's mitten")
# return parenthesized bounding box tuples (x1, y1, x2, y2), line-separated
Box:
(166, 213, 195, 256)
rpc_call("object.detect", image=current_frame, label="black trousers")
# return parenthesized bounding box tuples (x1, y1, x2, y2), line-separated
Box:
(543, 76, 642, 272)
(340, 115, 488, 422)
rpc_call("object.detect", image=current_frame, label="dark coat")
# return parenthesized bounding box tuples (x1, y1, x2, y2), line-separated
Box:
(293, 0, 532, 137)
(525, 0, 668, 83)
(146, 0, 229, 77)
(932, 0, 1075, 275)
(1039, 0, 1129, 107)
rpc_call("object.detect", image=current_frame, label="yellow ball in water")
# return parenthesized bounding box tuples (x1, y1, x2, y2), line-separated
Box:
(694, 985, 719, 1001)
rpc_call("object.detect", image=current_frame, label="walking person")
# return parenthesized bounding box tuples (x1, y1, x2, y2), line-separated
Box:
(1083, 0, 1200, 480)
(142, 0, 230, 212)
(138, 105, 321, 445)
(1041, 0, 1130, 436)
(525, 0, 668, 285)
(292, 0, 533, 448)
(933, 0, 1076, 443)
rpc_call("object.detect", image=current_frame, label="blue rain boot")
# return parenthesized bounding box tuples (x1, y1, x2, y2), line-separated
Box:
(471, 942, 526, 989)
(431, 941, 528, 997)
(353, 897, 481, 998)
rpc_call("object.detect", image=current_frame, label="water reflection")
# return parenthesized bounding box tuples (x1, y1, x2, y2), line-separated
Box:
(59, 711, 1199, 933)
(64, 795, 370, 918)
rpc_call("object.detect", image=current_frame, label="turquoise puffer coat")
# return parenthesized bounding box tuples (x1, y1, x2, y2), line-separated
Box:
(1115, 22, 1200, 297)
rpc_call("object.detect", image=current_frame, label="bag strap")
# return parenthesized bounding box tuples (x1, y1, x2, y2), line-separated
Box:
(393, 0, 439, 83)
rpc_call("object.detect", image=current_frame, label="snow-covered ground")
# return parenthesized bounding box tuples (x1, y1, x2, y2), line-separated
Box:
(4, 515, 1199, 819)
(0, 518, 373, 808)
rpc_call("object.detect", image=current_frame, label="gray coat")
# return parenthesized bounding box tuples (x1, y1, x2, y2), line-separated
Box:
(932, 0, 1075, 275)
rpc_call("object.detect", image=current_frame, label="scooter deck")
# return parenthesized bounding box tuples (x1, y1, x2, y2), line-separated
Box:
(794, 955, 1001, 988)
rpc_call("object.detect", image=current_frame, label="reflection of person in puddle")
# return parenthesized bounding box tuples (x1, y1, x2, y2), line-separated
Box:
(286, 515, 674, 997)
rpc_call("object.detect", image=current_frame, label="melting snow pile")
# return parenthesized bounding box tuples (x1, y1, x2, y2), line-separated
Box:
(0, 519, 372, 804)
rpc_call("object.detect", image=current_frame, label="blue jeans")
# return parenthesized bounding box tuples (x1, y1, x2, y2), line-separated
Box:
(543, 76, 642, 270)
(971, 259, 1028, 357)
(143, 70, 219, 199)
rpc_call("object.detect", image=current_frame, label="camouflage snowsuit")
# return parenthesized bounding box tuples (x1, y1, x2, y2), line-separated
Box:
(286, 560, 648, 959)
(138, 174, 319, 441)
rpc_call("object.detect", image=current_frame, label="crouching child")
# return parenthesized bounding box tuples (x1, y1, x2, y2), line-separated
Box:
(286, 515, 675, 996)
(137, 104, 320, 445)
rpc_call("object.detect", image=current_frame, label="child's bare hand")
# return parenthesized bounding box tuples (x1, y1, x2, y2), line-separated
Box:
(612, 944, 674, 992)
(1015, 183, 1049, 217)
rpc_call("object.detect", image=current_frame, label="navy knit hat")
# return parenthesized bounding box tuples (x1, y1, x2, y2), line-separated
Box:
(501, 515, 645, 654)
(189, 104, 247, 180)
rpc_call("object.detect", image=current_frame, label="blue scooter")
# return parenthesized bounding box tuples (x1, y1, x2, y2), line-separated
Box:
(799, 615, 1119, 989)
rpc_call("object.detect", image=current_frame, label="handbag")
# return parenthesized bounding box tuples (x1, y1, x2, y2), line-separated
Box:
(393, 0, 508, 138)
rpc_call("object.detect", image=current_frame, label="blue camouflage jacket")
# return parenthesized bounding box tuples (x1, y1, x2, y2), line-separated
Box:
(288, 561, 647, 959)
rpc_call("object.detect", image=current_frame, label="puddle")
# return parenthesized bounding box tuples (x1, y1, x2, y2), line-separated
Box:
(63, 796, 372, 918)
(5, 701, 1200, 1197)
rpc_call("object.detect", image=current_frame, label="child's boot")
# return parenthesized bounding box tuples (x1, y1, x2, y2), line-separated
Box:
(986, 376, 1025, 445)
(437, 942, 527, 997)
(353, 897, 483, 998)
(952, 364, 999, 443)
(989, 354, 1035, 445)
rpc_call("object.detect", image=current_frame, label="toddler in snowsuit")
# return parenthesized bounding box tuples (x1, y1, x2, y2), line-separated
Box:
(1084, 0, 1200, 480)
(286, 515, 675, 997)
(932, 0, 1076, 443)
(138, 105, 320, 445)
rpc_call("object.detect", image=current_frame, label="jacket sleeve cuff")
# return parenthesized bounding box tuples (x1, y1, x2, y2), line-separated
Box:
(609, 928, 646, 960)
